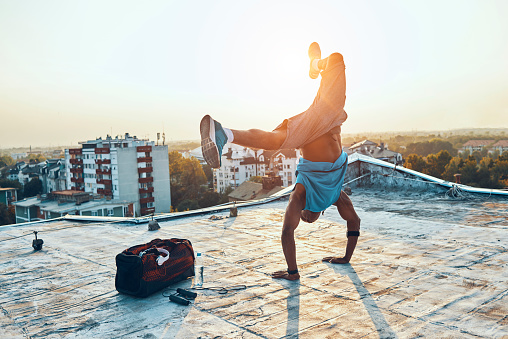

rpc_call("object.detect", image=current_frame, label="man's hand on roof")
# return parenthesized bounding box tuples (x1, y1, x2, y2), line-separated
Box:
(271, 270, 300, 281)
(322, 256, 349, 264)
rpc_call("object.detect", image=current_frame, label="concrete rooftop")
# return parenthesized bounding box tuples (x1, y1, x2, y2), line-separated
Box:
(0, 189, 507, 338)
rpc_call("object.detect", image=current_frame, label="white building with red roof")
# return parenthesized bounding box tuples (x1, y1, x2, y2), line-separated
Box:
(460, 139, 495, 153)
(491, 140, 508, 154)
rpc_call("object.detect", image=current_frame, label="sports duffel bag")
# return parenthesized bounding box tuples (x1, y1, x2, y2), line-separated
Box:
(115, 238, 195, 297)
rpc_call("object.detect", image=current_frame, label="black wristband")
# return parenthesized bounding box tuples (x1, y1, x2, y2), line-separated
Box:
(287, 269, 299, 275)
(347, 231, 360, 237)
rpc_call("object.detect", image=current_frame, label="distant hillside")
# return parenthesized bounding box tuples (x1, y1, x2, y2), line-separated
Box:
(166, 140, 200, 152)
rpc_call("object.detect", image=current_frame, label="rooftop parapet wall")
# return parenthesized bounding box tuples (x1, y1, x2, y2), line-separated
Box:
(345, 153, 508, 197)
(346, 161, 446, 193)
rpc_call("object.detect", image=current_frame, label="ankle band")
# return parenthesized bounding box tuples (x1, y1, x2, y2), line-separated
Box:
(287, 269, 298, 275)
(347, 231, 360, 237)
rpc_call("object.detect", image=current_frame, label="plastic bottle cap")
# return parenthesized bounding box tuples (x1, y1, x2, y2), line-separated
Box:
(197, 252, 202, 257)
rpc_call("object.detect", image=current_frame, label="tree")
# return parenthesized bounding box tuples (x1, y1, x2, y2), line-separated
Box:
(442, 157, 462, 182)
(460, 156, 479, 186)
(0, 178, 23, 199)
(405, 139, 456, 157)
(248, 176, 263, 183)
(177, 199, 200, 212)
(491, 157, 508, 188)
(0, 155, 14, 168)
(201, 164, 214, 188)
(168, 151, 207, 210)
(198, 191, 221, 208)
(471, 151, 482, 164)
(23, 178, 43, 198)
(27, 154, 46, 163)
(405, 154, 426, 173)
(218, 186, 234, 204)
(0, 203, 15, 226)
(477, 158, 495, 188)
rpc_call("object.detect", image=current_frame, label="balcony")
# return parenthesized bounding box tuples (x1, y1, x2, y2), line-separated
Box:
(138, 166, 153, 174)
(139, 187, 154, 194)
(140, 197, 155, 204)
(138, 177, 154, 184)
(96, 169, 112, 175)
(136, 146, 152, 153)
(70, 186, 85, 191)
(97, 188, 112, 196)
(137, 156, 152, 163)
(70, 158, 83, 165)
(95, 159, 111, 165)
(95, 147, 110, 154)
(71, 177, 84, 183)
(69, 148, 82, 155)
(70, 167, 83, 174)
(141, 207, 155, 215)
(97, 179, 112, 185)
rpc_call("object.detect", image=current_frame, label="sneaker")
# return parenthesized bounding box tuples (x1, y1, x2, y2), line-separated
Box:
(308, 42, 321, 79)
(200, 115, 228, 168)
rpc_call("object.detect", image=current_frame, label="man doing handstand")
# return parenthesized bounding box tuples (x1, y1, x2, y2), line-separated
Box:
(200, 42, 361, 281)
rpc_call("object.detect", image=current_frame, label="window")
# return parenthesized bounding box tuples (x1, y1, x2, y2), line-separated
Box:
(92, 211, 98, 216)
(107, 209, 114, 216)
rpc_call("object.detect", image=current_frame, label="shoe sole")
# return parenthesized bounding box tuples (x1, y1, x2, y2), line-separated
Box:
(200, 115, 220, 168)
(308, 42, 321, 79)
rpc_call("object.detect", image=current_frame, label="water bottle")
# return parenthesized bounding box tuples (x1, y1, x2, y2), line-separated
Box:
(194, 252, 203, 287)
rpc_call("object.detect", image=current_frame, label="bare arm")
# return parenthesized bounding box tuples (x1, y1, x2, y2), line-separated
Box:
(272, 185, 306, 280)
(323, 191, 361, 264)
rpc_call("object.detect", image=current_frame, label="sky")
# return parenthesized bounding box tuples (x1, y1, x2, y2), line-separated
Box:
(1, 0, 507, 148)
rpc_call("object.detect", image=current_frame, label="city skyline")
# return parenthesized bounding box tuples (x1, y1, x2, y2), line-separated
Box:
(1, 0, 507, 148)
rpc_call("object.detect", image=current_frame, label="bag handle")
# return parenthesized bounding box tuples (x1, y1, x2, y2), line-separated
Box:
(156, 248, 170, 266)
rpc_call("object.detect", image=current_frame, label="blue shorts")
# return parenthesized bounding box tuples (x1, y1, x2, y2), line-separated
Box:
(295, 152, 348, 212)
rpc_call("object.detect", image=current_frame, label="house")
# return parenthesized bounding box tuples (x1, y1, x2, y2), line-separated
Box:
(0, 187, 17, 206)
(213, 144, 273, 193)
(270, 149, 300, 187)
(13, 190, 134, 223)
(461, 139, 495, 153)
(18, 161, 44, 185)
(227, 180, 284, 202)
(348, 140, 378, 153)
(10, 152, 27, 160)
(41, 159, 66, 193)
(65, 133, 171, 216)
(347, 140, 403, 165)
(491, 140, 508, 154)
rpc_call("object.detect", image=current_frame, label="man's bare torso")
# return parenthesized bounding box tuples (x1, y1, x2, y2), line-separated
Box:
(300, 126, 342, 163)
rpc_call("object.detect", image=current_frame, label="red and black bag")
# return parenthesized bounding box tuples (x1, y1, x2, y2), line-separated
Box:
(115, 238, 195, 298)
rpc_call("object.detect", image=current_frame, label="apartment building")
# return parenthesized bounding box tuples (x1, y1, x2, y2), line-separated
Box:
(65, 133, 170, 216)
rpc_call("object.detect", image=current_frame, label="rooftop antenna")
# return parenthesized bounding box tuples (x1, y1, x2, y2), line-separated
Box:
(162, 123, 166, 146)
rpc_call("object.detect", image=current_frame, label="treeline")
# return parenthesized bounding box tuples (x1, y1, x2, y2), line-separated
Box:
(343, 131, 507, 157)
(0, 177, 43, 225)
(405, 150, 508, 189)
(168, 151, 231, 212)
(0, 178, 43, 200)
